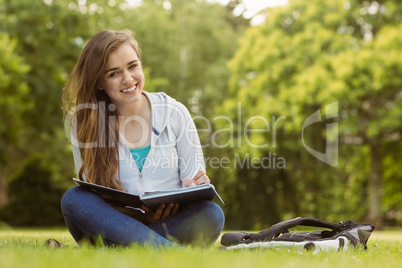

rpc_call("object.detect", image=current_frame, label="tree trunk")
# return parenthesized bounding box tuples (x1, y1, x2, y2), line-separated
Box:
(0, 172, 7, 206)
(368, 141, 383, 229)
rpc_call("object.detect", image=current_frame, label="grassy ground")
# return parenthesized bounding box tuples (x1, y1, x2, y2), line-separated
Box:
(0, 227, 401, 268)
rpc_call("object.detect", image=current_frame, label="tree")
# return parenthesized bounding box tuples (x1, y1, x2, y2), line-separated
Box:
(0, 0, 92, 219)
(0, 32, 31, 205)
(0, 157, 65, 226)
(222, 0, 402, 228)
(0, 0, 244, 226)
(328, 24, 402, 227)
(0, 0, 95, 187)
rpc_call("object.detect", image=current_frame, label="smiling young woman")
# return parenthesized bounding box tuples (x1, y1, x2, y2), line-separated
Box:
(61, 29, 224, 248)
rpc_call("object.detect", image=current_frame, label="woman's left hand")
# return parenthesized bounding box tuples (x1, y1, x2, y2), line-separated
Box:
(182, 170, 210, 188)
(141, 203, 179, 224)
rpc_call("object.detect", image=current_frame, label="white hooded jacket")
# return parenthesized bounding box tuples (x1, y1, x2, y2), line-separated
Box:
(71, 91, 205, 195)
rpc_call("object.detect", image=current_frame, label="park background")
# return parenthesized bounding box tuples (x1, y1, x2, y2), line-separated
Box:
(0, 0, 401, 231)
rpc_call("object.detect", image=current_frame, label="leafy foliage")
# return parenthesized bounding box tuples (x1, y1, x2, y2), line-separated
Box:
(0, 157, 65, 226)
(0, 32, 30, 165)
(221, 0, 402, 228)
(0, 0, 241, 226)
(0, 0, 401, 229)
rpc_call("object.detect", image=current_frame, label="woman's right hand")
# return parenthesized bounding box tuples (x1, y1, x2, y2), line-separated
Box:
(182, 170, 210, 188)
(140, 203, 179, 224)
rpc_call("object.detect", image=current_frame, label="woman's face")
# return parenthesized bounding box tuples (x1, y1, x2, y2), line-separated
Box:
(98, 43, 145, 110)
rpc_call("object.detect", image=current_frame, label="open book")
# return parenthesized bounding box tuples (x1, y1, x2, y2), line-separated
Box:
(73, 178, 224, 211)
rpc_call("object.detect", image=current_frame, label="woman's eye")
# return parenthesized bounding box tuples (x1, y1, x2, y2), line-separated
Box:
(109, 72, 118, 77)
(129, 64, 137, 69)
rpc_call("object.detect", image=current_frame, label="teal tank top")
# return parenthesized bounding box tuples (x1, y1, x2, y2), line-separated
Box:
(129, 145, 151, 172)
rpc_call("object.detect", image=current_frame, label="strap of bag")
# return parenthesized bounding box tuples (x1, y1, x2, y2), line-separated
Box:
(221, 217, 339, 246)
(272, 217, 338, 229)
(245, 217, 339, 243)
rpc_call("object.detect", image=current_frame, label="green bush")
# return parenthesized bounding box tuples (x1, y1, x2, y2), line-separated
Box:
(0, 157, 66, 226)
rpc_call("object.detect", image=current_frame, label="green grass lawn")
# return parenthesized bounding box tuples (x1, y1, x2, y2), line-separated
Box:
(0, 227, 401, 268)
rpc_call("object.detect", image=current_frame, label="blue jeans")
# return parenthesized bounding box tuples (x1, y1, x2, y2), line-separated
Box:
(61, 186, 225, 247)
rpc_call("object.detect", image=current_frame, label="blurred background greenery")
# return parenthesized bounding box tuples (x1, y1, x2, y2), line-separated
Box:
(0, 0, 401, 230)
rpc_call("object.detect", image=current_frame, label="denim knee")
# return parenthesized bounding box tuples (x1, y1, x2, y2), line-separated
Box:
(188, 200, 225, 234)
(188, 200, 225, 244)
(203, 201, 225, 232)
(61, 186, 81, 214)
(60, 186, 97, 216)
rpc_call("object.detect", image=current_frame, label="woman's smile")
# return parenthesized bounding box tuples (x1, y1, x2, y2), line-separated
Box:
(121, 83, 138, 94)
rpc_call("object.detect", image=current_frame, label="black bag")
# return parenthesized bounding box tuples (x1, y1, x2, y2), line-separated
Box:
(220, 217, 375, 252)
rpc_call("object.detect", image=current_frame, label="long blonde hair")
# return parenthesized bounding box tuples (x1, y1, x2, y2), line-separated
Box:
(62, 30, 142, 190)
